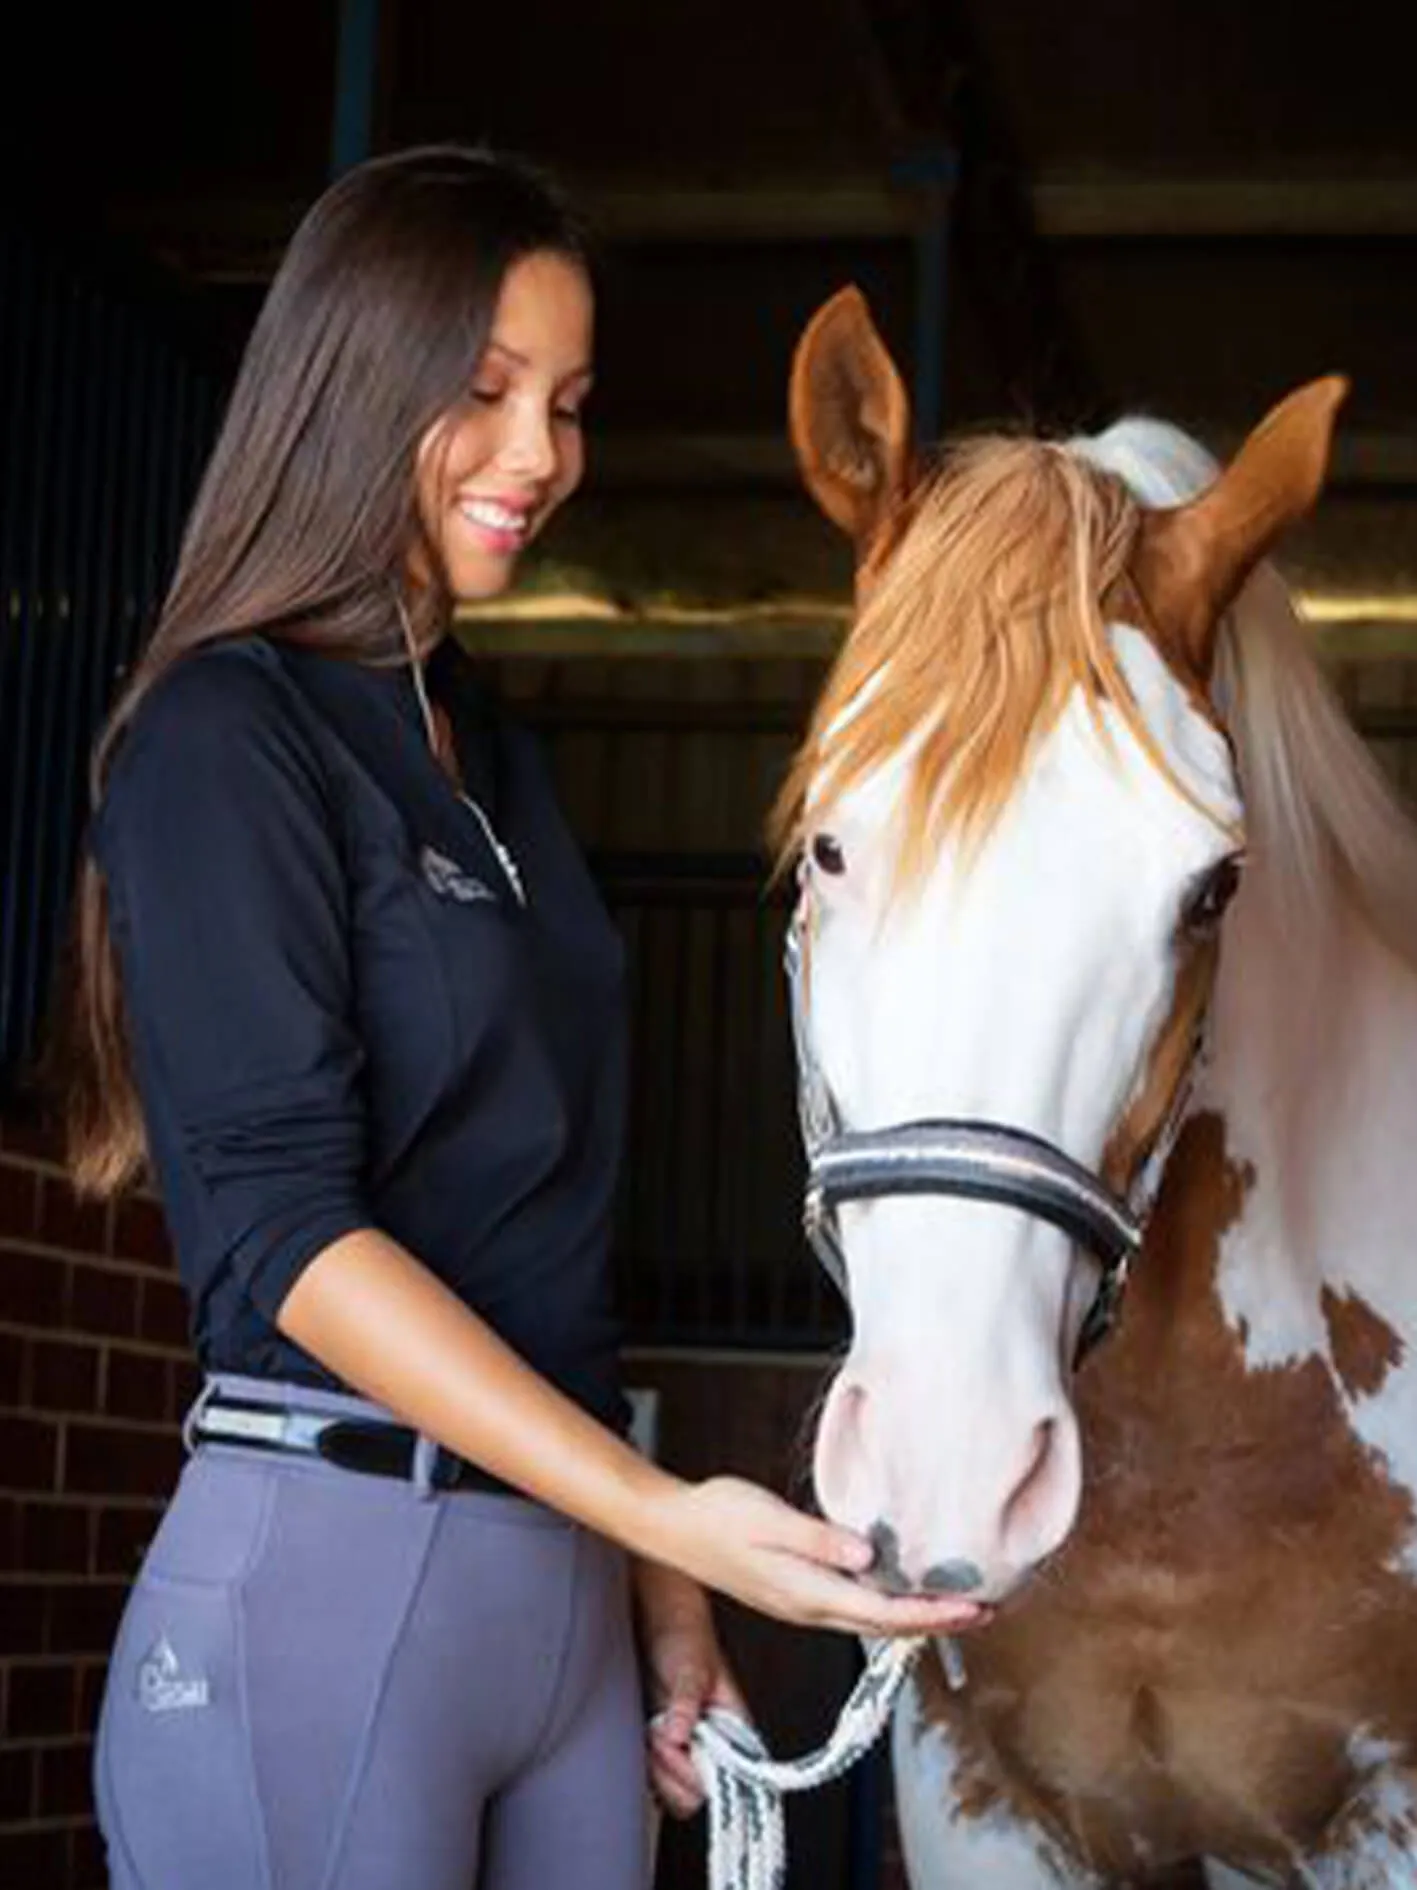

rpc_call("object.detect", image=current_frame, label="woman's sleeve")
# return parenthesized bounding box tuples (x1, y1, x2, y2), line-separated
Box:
(96, 654, 374, 1320)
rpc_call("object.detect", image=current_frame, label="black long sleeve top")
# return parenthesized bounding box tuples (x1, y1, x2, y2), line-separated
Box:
(93, 632, 630, 1433)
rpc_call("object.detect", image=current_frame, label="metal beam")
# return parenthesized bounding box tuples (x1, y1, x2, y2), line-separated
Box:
(591, 176, 1417, 242)
(449, 610, 1417, 664)
(107, 176, 1417, 281)
(1032, 177, 1417, 240)
(331, 0, 380, 177)
(849, 0, 1100, 422)
(584, 431, 1417, 493)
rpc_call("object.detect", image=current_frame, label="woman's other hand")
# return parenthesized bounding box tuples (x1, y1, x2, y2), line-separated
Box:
(634, 1561, 745, 1818)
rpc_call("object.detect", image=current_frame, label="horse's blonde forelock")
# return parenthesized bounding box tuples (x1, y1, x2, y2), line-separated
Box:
(771, 436, 1156, 887)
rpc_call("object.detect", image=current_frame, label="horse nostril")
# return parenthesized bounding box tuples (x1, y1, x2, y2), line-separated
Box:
(920, 1559, 985, 1595)
(867, 1521, 914, 1595)
(869, 1524, 984, 1596)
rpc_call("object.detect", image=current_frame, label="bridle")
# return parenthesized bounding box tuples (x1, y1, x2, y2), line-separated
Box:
(784, 888, 1205, 1366)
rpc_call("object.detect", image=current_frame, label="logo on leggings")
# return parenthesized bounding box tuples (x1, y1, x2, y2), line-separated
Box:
(137, 1636, 210, 1713)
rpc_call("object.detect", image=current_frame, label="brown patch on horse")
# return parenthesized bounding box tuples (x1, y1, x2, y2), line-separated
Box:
(916, 1111, 1417, 1880)
(1322, 1285, 1404, 1399)
(1132, 1682, 1171, 1765)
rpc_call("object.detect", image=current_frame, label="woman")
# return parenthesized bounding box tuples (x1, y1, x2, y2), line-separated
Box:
(65, 145, 981, 1890)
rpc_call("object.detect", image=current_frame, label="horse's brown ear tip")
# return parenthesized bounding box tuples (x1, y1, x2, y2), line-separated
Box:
(1304, 374, 1350, 423)
(1315, 372, 1350, 405)
(807, 284, 870, 339)
(1306, 376, 1349, 475)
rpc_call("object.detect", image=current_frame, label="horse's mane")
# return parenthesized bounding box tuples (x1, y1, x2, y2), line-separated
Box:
(1081, 417, 1417, 976)
(771, 435, 1158, 884)
(774, 415, 1417, 976)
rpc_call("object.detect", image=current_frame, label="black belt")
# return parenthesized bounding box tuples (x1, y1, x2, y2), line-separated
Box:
(190, 1396, 516, 1496)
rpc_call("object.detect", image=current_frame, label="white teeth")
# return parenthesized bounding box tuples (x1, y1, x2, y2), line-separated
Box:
(459, 499, 528, 536)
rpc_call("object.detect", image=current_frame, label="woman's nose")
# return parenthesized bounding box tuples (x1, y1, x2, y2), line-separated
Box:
(498, 402, 558, 483)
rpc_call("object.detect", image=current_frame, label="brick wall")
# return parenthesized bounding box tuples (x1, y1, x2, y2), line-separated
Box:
(0, 1102, 193, 1890)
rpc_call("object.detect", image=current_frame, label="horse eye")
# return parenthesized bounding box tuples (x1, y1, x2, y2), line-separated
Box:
(1183, 854, 1244, 932)
(811, 834, 847, 877)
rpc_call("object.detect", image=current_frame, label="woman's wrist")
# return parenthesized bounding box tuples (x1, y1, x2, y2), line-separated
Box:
(632, 1555, 713, 1632)
(610, 1457, 702, 1567)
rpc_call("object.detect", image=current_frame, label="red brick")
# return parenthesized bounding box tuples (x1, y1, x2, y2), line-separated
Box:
(103, 1347, 169, 1423)
(0, 1497, 19, 1572)
(169, 1357, 202, 1423)
(95, 1505, 158, 1577)
(6, 1660, 77, 1737)
(30, 1339, 101, 1414)
(37, 1175, 109, 1254)
(110, 1195, 172, 1271)
(0, 1330, 26, 1404)
(47, 1583, 126, 1657)
(0, 1245, 67, 1326)
(20, 1501, 92, 1575)
(0, 1823, 70, 1885)
(0, 1742, 36, 1820)
(64, 1423, 182, 1500)
(138, 1275, 190, 1349)
(0, 1160, 39, 1240)
(68, 1262, 139, 1339)
(0, 1581, 48, 1656)
(72, 1817, 106, 1889)
(0, 1416, 61, 1493)
(39, 1742, 94, 1819)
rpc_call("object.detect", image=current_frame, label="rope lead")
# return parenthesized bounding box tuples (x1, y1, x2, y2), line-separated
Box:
(687, 1637, 930, 1890)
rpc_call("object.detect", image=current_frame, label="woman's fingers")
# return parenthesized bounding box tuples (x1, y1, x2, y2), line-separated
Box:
(649, 1727, 708, 1815)
(659, 1477, 993, 1636)
(773, 1556, 987, 1635)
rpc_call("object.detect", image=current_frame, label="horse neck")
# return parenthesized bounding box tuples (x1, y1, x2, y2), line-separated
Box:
(1196, 863, 1417, 1344)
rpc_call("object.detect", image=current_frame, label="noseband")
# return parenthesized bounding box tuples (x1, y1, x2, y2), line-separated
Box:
(784, 899, 1203, 1366)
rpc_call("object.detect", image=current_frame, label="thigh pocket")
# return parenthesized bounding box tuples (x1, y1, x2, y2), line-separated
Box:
(100, 1574, 269, 1890)
(97, 1466, 275, 1889)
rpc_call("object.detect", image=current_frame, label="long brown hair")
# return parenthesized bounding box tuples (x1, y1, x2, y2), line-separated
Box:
(62, 145, 590, 1196)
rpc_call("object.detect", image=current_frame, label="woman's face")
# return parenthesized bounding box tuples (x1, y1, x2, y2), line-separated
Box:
(415, 249, 594, 603)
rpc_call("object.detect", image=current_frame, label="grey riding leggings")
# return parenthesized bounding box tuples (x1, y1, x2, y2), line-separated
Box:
(94, 1376, 651, 1890)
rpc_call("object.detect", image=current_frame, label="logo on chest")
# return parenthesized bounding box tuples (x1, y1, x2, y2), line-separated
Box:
(418, 844, 498, 906)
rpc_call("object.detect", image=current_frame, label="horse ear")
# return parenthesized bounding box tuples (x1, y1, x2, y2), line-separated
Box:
(1133, 376, 1348, 678)
(789, 286, 913, 551)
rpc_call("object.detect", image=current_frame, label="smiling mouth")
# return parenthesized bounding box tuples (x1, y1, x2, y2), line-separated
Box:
(456, 497, 534, 547)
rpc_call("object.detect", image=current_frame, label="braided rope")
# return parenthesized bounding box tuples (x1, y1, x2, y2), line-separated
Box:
(687, 1637, 929, 1890)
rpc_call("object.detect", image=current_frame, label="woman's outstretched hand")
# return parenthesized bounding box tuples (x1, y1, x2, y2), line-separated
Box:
(275, 1231, 988, 1639)
(645, 1476, 989, 1638)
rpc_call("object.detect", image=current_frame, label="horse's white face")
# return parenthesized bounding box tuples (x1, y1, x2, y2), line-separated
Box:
(804, 623, 1243, 1601)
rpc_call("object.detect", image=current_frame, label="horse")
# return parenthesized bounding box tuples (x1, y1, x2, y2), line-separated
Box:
(776, 286, 1417, 1888)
